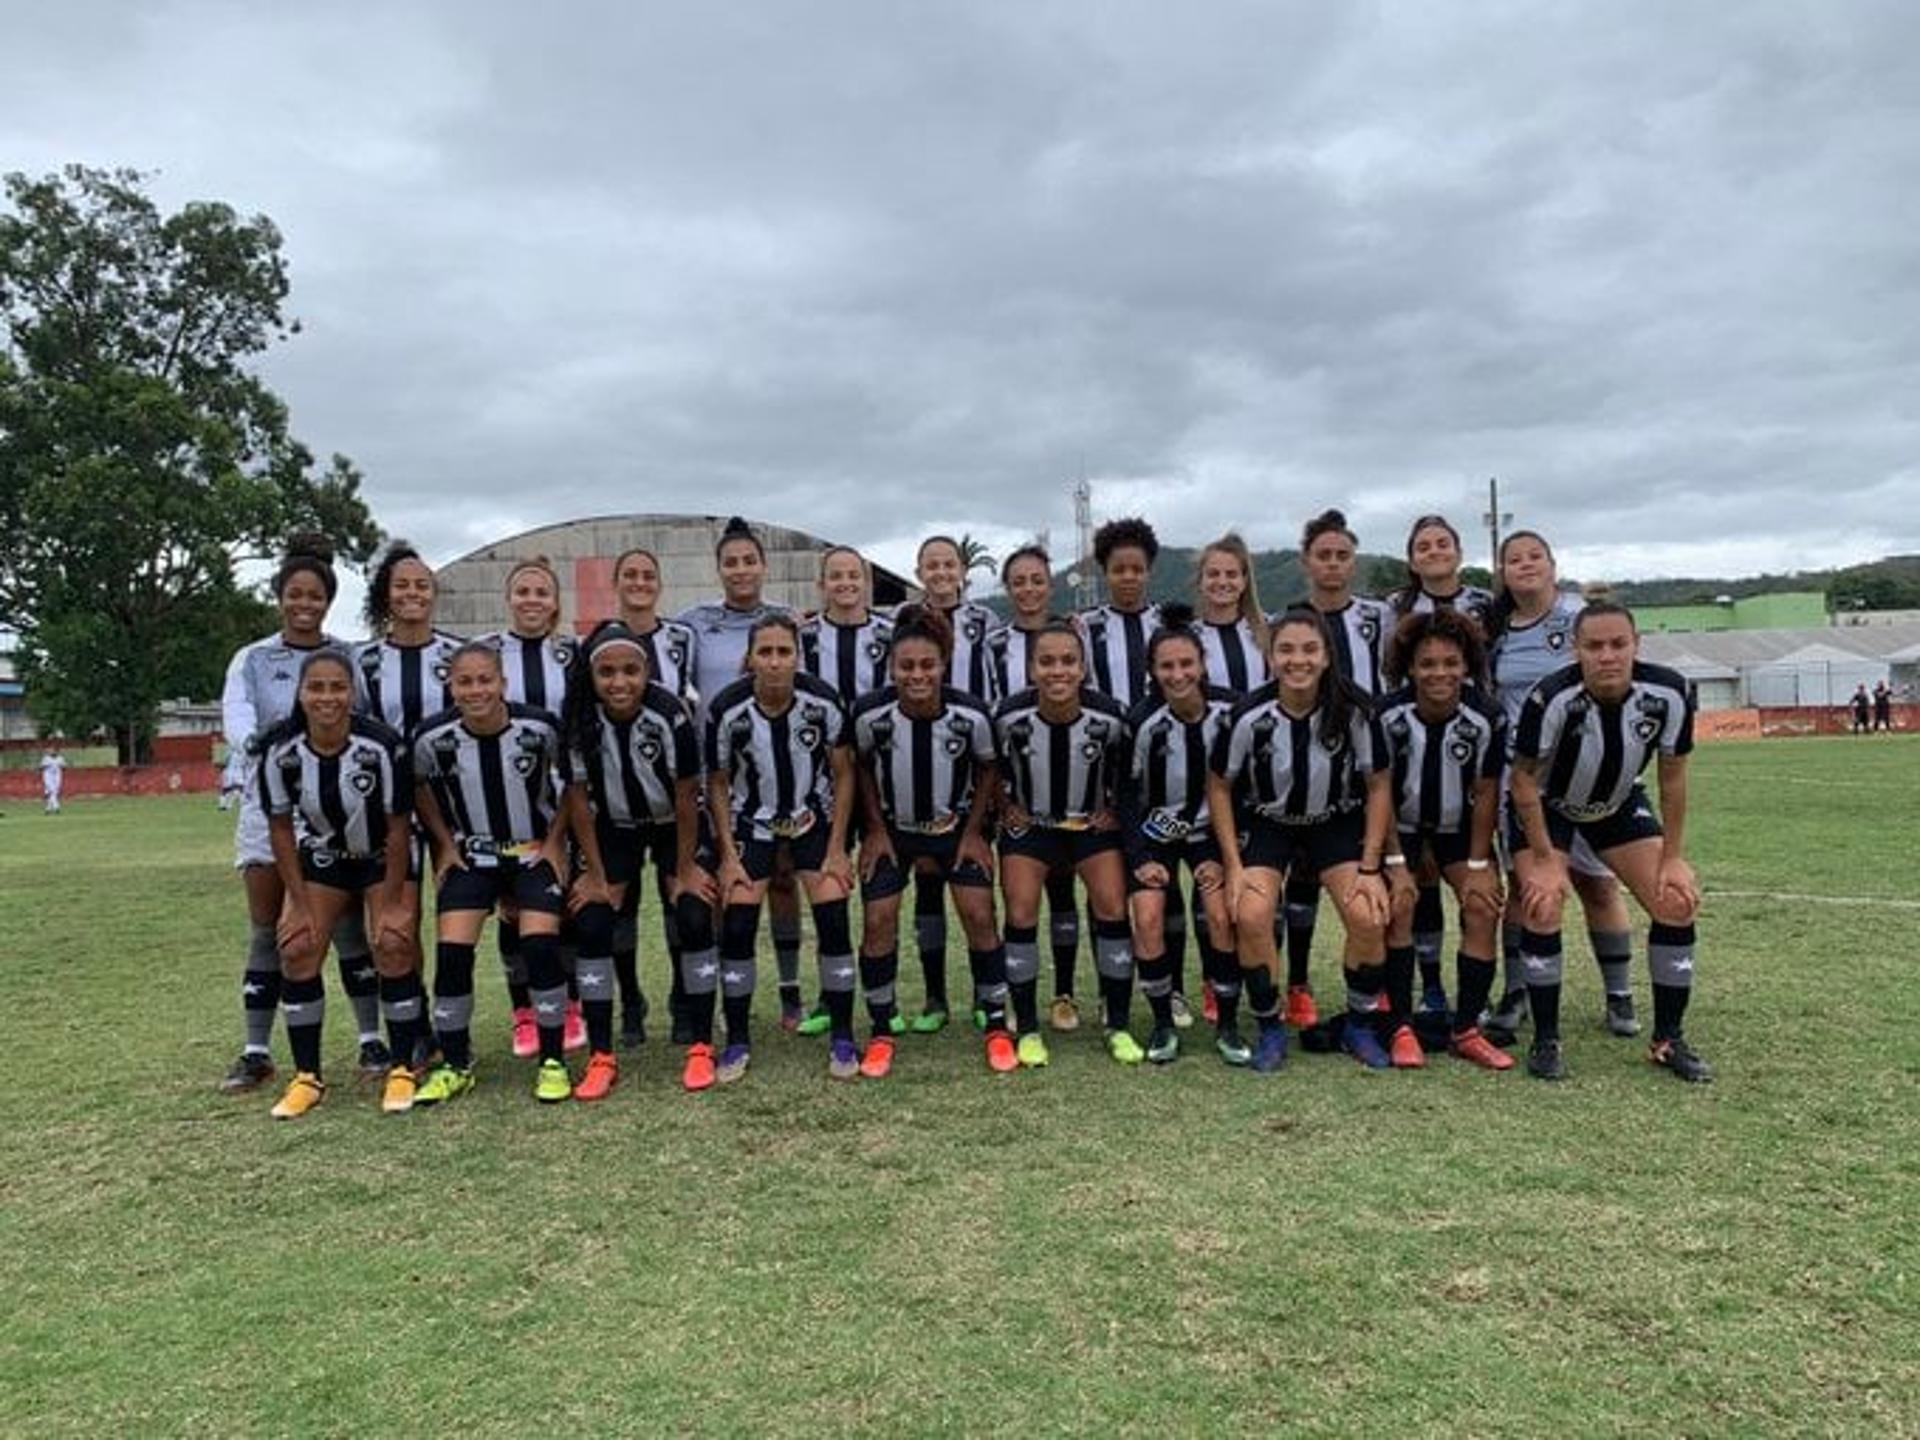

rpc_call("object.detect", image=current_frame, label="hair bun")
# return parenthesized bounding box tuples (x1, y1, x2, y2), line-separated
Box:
(1315, 508, 1346, 529)
(723, 516, 754, 537)
(285, 530, 336, 565)
(1157, 601, 1196, 632)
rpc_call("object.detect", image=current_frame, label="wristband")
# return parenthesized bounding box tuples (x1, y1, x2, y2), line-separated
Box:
(1384, 855, 1408, 868)
(1357, 865, 1382, 877)
(1466, 858, 1492, 872)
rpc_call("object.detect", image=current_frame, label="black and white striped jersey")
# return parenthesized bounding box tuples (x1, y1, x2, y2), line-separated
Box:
(1211, 683, 1389, 823)
(983, 624, 1038, 705)
(1312, 597, 1394, 698)
(560, 685, 701, 829)
(633, 617, 698, 701)
(1512, 662, 1695, 821)
(1375, 687, 1506, 835)
(992, 688, 1130, 828)
(258, 717, 410, 859)
(1488, 592, 1582, 729)
(706, 673, 849, 840)
(852, 686, 997, 833)
(1122, 688, 1238, 846)
(801, 612, 895, 706)
(1394, 584, 1496, 634)
(477, 630, 576, 713)
(354, 632, 464, 738)
(1198, 617, 1265, 695)
(1079, 603, 1162, 710)
(927, 601, 998, 699)
(412, 703, 563, 848)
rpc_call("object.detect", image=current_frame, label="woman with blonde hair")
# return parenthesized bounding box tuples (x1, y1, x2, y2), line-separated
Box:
(1193, 534, 1269, 694)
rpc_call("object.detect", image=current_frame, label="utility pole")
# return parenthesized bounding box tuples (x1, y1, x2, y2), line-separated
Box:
(1071, 479, 1094, 611)
(1483, 476, 1512, 572)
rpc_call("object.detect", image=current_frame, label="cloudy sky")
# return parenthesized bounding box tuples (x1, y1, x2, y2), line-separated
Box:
(5, 1, 1917, 601)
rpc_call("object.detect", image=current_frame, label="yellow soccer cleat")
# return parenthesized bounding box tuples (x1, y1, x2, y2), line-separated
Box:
(269, 1072, 327, 1120)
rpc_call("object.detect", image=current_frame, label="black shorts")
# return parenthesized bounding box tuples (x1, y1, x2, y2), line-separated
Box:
(1507, 783, 1664, 858)
(438, 853, 567, 915)
(998, 823, 1124, 871)
(862, 824, 995, 901)
(300, 845, 388, 893)
(1125, 835, 1223, 894)
(733, 811, 833, 883)
(1397, 827, 1473, 873)
(592, 820, 684, 891)
(1241, 809, 1366, 877)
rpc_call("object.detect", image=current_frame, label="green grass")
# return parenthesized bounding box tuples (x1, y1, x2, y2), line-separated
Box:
(1, 737, 1916, 1435)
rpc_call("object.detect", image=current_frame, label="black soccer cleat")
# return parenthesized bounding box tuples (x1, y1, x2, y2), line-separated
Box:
(1649, 1035, 1713, 1084)
(1483, 988, 1529, 1046)
(1526, 1038, 1567, 1082)
(219, 1051, 277, 1094)
(357, 1038, 393, 1079)
(1604, 993, 1641, 1038)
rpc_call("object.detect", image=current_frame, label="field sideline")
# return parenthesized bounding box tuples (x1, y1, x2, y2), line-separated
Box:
(1, 736, 1915, 1435)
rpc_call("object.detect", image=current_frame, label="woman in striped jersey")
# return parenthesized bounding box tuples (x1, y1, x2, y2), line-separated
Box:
(1194, 535, 1269, 695)
(908, 535, 1000, 1035)
(1208, 609, 1395, 1073)
(611, 545, 700, 1046)
(1509, 602, 1711, 1084)
(851, 606, 1015, 1076)
(1376, 610, 1512, 1071)
(1485, 530, 1642, 1044)
(559, 622, 713, 1096)
(1281, 511, 1399, 1031)
(983, 544, 1087, 1041)
(613, 546, 698, 702)
(992, 622, 1139, 1067)
(410, 643, 572, 1107)
(1389, 514, 1495, 1025)
(255, 649, 418, 1117)
(477, 558, 587, 1063)
(706, 614, 859, 1083)
(217, 537, 385, 1094)
(1119, 606, 1238, 1066)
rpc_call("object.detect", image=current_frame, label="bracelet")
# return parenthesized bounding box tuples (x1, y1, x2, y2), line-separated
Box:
(1357, 865, 1383, 877)
(1466, 858, 1492, 872)
(1384, 855, 1408, 868)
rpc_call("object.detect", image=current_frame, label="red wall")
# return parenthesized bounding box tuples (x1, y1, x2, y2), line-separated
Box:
(0, 762, 222, 800)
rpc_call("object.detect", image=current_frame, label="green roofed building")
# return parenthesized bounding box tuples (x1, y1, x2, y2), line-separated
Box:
(1632, 591, 1828, 634)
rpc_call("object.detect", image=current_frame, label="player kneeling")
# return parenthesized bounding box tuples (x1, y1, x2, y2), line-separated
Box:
(1510, 602, 1712, 1084)
(256, 650, 419, 1117)
(852, 606, 1015, 1076)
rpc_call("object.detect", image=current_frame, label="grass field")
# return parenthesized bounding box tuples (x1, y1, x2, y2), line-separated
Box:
(2, 736, 1916, 1435)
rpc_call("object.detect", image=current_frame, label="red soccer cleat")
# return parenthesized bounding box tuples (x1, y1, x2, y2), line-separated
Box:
(510, 1006, 538, 1059)
(1389, 1023, 1426, 1069)
(562, 1000, 588, 1053)
(575, 1052, 619, 1102)
(859, 1036, 896, 1079)
(985, 1031, 1019, 1073)
(1450, 1027, 1516, 1071)
(1285, 985, 1319, 1029)
(682, 1042, 717, 1092)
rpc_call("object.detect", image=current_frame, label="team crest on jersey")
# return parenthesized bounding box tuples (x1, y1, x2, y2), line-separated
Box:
(1386, 714, 1412, 745)
(943, 735, 968, 757)
(866, 641, 887, 663)
(1631, 716, 1661, 743)
(1448, 735, 1476, 764)
(667, 638, 688, 668)
(636, 736, 662, 764)
(963, 614, 986, 643)
(512, 752, 540, 777)
(349, 769, 377, 795)
(797, 726, 823, 751)
(1546, 628, 1569, 651)
(1321, 727, 1346, 754)
(1358, 613, 1380, 644)
(1080, 741, 1103, 761)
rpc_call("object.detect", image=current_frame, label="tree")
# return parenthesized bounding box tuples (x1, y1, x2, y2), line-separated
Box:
(0, 166, 381, 761)
(957, 532, 996, 578)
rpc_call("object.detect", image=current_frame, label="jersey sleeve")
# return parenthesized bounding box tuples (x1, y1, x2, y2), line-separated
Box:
(1664, 683, 1697, 758)
(220, 647, 258, 789)
(1481, 713, 1509, 780)
(705, 705, 728, 775)
(669, 707, 701, 780)
(970, 709, 997, 765)
(386, 737, 414, 817)
(1511, 684, 1555, 763)
(258, 745, 293, 816)
(1210, 712, 1246, 781)
(1353, 712, 1389, 776)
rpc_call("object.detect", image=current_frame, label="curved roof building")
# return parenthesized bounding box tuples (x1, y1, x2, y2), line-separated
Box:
(434, 513, 918, 636)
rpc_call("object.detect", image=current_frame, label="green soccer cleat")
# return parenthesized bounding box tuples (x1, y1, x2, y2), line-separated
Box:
(888, 1013, 908, 1036)
(1016, 1033, 1050, 1068)
(534, 1058, 573, 1104)
(1106, 1029, 1146, 1065)
(910, 1008, 950, 1034)
(1145, 1026, 1180, 1064)
(796, 1006, 832, 1038)
(412, 1063, 475, 1107)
